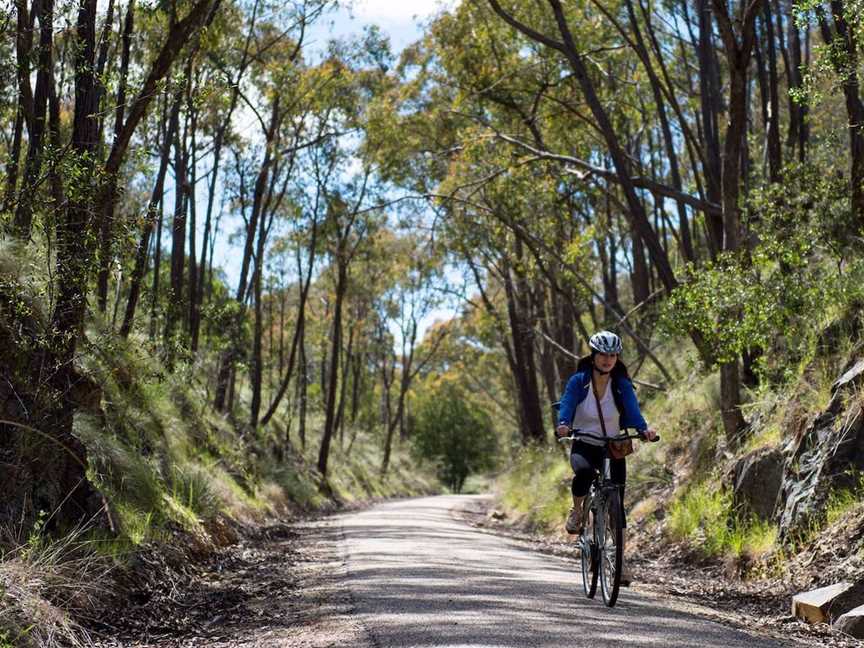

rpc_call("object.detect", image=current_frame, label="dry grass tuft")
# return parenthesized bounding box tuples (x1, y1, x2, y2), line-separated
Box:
(0, 520, 113, 648)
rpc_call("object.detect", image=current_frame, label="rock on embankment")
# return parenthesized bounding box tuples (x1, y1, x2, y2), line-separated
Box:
(732, 357, 864, 537)
(779, 358, 864, 537)
(792, 582, 864, 638)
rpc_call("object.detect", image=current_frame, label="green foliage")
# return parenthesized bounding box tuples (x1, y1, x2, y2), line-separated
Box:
(668, 482, 731, 553)
(411, 379, 497, 493)
(827, 489, 860, 526)
(793, 0, 864, 106)
(668, 481, 779, 560)
(826, 473, 864, 526)
(661, 162, 862, 372)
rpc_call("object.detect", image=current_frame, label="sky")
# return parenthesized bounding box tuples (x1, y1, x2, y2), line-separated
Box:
(317, 0, 457, 52)
(211, 0, 459, 285)
(205, 0, 463, 337)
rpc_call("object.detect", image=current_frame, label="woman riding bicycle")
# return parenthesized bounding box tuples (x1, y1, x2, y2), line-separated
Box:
(555, 330, 657, 535)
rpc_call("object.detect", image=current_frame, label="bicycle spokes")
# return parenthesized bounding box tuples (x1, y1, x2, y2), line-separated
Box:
(602, 532, 617, 582)
(599, 493, 623, 607)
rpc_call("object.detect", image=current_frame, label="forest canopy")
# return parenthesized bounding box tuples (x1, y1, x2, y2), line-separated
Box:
(1, 0, 864, 530)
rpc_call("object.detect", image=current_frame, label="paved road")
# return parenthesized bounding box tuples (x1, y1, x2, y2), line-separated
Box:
(339, 495, 794, 648)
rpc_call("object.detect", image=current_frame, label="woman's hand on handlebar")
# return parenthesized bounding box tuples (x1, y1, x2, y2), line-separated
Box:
(641, 428, 658, 442)
(555, 424, 570, 438)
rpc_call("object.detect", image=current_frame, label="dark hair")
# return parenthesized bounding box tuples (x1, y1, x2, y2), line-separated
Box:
(577, 352, 631, 381)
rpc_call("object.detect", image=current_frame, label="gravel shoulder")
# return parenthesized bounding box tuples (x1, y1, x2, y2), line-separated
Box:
(89, 518, 371, 647)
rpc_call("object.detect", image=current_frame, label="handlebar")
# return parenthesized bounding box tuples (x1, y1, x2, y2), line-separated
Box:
(556, 428, 660, 444)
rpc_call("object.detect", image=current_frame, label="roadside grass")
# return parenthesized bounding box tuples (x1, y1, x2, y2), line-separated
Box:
(499, 444, 571, 531)
(286, 424, 440, 503)
(460, 473, 495, 495)
(0, 520, 110, 648)
(826, 475, 864, 527)
(667, 481, 779, 561)
(77, 327, 259, 543)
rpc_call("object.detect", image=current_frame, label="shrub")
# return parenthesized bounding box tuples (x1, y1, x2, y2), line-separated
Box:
(411, 379, 497, 492)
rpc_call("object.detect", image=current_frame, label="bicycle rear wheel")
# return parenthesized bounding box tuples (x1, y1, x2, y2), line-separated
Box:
(599, 489, 623, 607)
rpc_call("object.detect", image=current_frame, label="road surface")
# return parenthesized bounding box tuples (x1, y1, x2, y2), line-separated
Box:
(339, 495, 793, 648)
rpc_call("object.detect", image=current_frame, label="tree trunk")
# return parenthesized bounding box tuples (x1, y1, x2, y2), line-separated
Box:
(754, 22, 770, 166)
(149, 196, 164, 340)
(164, 101, 188, 347)
(187, 89, 200, 351)
(46, 51, 64, 212)
(335, 327, 354, 449)
(298, 317, 308, 451)
(553, 290, 578, 381)
(13, 0, 53, 238)
(120, 93, 179, 338)
(250, 160, 272, 427)
(536, 291, 560, 426)
(698, 0, 724, 256)
(720, 361, 746, 447)
(630, 231, 650, 306)
(96, 0, 135, 313)
(712, 0, 760, 444)
(350, 351, 363, 425)
(278, 275, 285, 374)
(2, 104, 24, 214)
(763, 0, 782, 181)
(502, 252, 546, 445)
(43, 0, 102, 527)
(318, 261, 347, 478)
(787, 6, 808, 161)
(14, 0, 35, 137)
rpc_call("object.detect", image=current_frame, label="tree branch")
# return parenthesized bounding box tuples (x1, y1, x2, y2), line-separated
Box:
(493, 132, 722, 216)
(485, 0, 567, 54)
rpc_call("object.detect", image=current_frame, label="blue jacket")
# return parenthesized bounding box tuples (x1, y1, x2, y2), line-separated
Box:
(558, 368, 648, 432)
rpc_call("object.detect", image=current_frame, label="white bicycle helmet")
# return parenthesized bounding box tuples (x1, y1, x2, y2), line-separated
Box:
(589, 330, 623, 354)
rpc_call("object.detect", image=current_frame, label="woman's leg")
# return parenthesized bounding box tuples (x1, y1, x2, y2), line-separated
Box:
(570, 441, 605, 495)
(610, 456, 632, 584)
(565, 442, 605, 533)
(610, 457, 627, 526)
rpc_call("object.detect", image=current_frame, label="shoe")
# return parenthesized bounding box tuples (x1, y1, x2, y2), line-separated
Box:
(565, 507, 581, 534)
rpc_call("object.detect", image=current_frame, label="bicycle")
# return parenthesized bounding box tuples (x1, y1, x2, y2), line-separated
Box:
(557, 428, 659, 607)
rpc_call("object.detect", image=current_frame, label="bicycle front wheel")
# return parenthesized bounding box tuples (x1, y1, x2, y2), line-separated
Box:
(580, 503, 598, 598)
(599, 489, 624, 607)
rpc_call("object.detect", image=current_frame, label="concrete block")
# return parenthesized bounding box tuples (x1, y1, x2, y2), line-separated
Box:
(792, 582, 853, 624)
